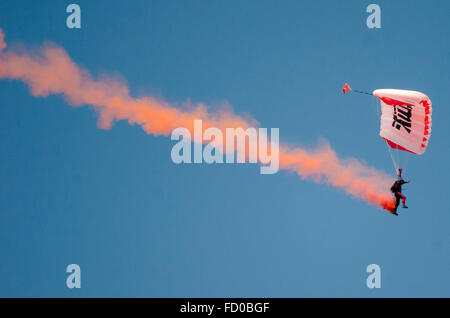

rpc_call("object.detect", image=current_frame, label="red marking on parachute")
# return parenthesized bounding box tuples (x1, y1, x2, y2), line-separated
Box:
(373, 95, 414, 107)
(419, 100, 432, 139)
(419, 99, 430, 108)
(383, 138, 417, 154)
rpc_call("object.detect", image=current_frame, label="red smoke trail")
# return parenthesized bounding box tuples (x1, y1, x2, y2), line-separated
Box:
(0, 29, 396, 213)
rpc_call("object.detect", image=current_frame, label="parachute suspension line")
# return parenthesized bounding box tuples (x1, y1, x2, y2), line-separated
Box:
(386, 144, 399, 173)
(396, 146, 399, 171)
(400, 150, 409, 172)
(394, 144, 400, 173)
(404, 154, 409, 171)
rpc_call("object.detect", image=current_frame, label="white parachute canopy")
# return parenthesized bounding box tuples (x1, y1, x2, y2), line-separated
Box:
(373, 89, 432, 155)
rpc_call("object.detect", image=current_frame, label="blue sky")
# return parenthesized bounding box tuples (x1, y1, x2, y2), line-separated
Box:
(0, 0, 449, 297)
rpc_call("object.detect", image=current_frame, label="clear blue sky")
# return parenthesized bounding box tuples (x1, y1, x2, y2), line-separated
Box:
(0, 0, 449, 297)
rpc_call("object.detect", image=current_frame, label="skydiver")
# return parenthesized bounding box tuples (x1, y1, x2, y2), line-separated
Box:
(390, 168, 410, 216)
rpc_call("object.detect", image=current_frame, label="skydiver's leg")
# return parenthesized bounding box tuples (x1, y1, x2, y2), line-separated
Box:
(397, 192, 407, 208)
(394, 194, 400, 211)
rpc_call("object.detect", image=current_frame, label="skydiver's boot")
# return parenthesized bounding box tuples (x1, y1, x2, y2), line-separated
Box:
(392, 210, 399, 216)
(402, 205, 408, 209)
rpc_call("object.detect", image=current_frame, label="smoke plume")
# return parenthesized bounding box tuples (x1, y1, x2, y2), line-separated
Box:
(0, 29, 396, 213)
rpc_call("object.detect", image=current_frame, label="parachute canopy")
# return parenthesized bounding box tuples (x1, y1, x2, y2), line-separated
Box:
(373, 89, 432, 155)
